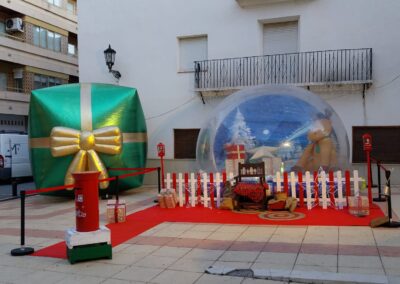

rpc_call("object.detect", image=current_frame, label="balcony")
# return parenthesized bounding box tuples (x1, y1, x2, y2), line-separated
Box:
(0, 88, 30, 116)
(194, 48, 372, 96)
(0, 32, 78, 76)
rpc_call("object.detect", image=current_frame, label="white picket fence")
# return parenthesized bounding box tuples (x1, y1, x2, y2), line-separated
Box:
(164, 170, 364, 210)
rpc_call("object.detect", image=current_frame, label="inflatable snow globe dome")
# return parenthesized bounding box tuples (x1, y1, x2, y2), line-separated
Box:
(196, 85, 349, 175)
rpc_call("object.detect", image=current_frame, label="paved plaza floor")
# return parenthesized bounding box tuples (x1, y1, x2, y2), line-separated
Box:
(0, 185, 399, 284)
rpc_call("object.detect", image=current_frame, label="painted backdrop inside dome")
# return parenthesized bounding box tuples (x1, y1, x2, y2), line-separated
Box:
(196, 86, 349, 175)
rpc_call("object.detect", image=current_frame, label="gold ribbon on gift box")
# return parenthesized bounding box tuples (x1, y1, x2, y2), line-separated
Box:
(30, 83, 147, 189)
(50, 126, 122, 189)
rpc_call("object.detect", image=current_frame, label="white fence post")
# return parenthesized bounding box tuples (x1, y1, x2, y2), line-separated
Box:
(166, 173, 171, 189)
(321, 171, 328, 209)
(216, 172, 221, 208)
(290, 171, 296, 198)
(202, 172, 208, 208)
(228, 172, 234, 184)
(353, 170, 360, 197)
(178, 173, 184, 207)
(305, 171, 312, 210)
(190, 173, 196, 207)
(276, 172, 282, 192)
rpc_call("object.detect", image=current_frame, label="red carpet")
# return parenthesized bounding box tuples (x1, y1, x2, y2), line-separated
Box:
(33, 204, 385, 259)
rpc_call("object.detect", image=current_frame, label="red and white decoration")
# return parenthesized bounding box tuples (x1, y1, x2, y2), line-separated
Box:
(224, 144, 245, 176)
(164, 170, 368, 214)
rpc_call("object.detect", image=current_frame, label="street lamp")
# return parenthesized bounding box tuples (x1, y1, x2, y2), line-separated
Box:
(157, 143, 165, 188)
(104, 44, 121, 80)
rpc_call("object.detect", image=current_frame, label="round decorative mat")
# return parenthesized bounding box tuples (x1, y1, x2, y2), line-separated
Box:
(259, 211, 305, 221)
(233, 209, 261, 215)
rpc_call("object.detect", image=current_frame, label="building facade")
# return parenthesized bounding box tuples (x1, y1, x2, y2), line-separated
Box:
(0, 0, 78, 133)
(78, 0, 400, 184)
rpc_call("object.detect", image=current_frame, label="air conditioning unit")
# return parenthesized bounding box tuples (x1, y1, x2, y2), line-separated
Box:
(5, 18, 24, 32)
(13, 69, 23, 79)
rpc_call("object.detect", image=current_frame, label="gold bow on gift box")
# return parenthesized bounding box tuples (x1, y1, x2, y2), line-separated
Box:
(50, 126, 122, 189)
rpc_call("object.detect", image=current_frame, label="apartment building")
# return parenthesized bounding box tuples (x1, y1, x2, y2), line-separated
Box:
(78, 0, 400, 183)
(0, 0, 78, 133)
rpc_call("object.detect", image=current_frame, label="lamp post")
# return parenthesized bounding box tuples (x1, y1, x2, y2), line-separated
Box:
(104, 44, 121, 80)
(157, 143, 165, 188)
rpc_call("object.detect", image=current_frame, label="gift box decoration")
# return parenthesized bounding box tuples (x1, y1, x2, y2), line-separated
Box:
(29, 83, 147, 195)
(106, 199, 126, 223)
(224, 144, 245, 176)
(158, 188, 178, 208)
(348, 196, 369, 216)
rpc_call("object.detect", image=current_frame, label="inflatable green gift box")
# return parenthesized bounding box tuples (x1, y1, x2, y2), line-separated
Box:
(29, 83, 147, 196)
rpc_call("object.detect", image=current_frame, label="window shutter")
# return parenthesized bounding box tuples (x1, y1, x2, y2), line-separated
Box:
(263, 21, 298, 55)
(179, 36, 207, 72)
(174, 129, 200, 159)
(352, 126, 400, 163)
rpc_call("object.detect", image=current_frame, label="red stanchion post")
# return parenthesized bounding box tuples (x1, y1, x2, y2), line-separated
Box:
(362, 133, 373, 205)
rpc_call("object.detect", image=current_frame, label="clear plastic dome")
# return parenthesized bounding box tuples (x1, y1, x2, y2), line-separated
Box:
(196, 85, 349, 175)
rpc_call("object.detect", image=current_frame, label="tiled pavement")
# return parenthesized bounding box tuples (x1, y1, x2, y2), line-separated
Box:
(0, 185, 399, 284)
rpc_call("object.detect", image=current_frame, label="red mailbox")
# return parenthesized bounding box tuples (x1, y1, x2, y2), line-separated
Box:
(362, 133, 372, 152)
(73, 171, 100, 232)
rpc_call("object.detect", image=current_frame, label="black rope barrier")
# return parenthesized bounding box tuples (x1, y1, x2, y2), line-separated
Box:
(370, 157, 391, 203)
(10, 167, 159, 256)
(382, 170, 400, 228)
(10, 191, 34, 256)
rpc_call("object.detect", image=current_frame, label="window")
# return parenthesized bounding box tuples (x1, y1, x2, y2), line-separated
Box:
(33, 26, 62, 52)
(178, 35, 207, 72)
(352, 126, 400, 163)
(40, 27, 47, 48)
(33, 26, 40, 46)
(0, 73, 6, 91)
(47, 31, 55, 51)
(263, 21, 298, 55)
(174, 129, 200, 159)
(68, 43, 76, 55)
(67, 0, 76, 13)
(48, 0, 62, 7)
(14, 78, 23, 92)
(33, 74, 62, 90)
(0, 21, 5, 33)
(54, 34, 61, 52)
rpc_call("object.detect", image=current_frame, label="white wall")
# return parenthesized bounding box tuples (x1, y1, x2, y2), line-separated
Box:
(78, 0, 400, 180)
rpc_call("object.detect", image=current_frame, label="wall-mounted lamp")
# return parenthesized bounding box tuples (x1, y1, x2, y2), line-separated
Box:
(104, 44, 121, 80)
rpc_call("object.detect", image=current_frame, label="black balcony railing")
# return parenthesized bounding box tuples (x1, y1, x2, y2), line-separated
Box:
(194, 48, 372, 90)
